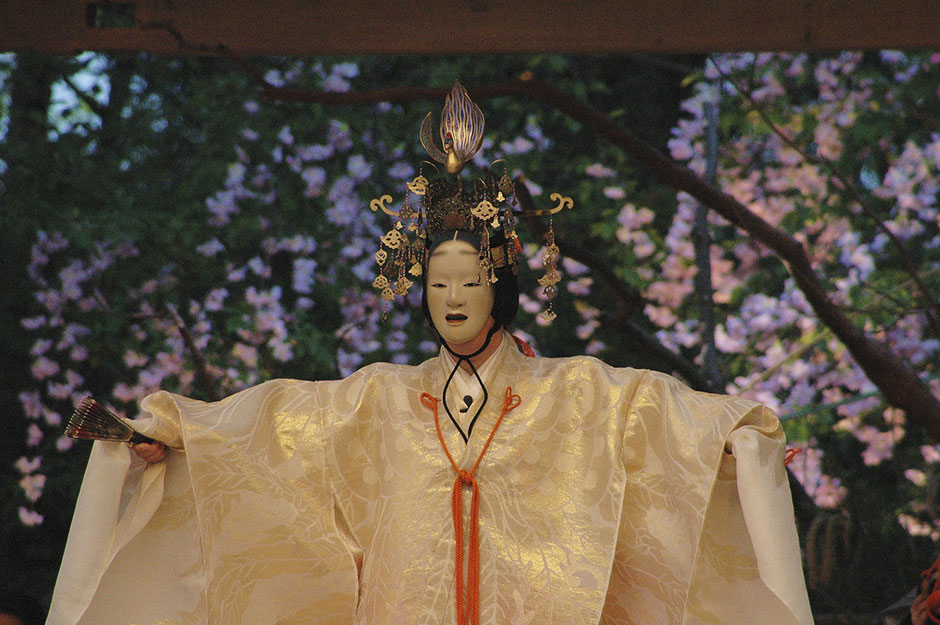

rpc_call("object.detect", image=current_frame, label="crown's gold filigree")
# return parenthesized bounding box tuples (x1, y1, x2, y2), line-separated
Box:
(370, 82, 574, 321)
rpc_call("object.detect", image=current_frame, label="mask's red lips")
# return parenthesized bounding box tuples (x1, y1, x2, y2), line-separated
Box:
(446, 313, 467, 322)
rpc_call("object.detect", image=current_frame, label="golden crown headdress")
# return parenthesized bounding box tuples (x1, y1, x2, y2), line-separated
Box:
(370, 81, 573, 321)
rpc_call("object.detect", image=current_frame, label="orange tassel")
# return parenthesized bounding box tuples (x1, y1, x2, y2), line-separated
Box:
(423, 387, 521, 625)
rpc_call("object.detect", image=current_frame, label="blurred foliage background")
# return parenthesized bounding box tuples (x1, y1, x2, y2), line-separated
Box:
(1, 50, 938, 623)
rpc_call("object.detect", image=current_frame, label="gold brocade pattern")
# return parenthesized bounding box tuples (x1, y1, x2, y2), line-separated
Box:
(48, 341, 812, 625)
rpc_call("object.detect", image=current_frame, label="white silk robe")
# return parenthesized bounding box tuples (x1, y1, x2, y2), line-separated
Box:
(47, 339, 814, 625)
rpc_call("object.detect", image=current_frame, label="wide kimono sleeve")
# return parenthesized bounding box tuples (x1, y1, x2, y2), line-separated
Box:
(46, 378, 361, 625)
(601, 368, 814, 625)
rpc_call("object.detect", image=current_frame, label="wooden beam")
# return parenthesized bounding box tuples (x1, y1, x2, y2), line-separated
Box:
(1, 0, 938, 56)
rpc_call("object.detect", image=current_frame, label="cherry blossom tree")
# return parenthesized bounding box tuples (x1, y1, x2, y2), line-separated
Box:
(2, 50, 937, 617)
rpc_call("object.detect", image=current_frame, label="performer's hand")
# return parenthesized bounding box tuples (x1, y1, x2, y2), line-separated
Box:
(131, 441, 167, 464)
(912, 594, 927, 625)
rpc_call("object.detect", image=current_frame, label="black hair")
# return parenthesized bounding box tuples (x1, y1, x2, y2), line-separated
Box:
(420, 230, 520, 337)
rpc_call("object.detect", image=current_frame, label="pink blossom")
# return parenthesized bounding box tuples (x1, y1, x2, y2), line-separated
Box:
(508, 137, 536, 155)
(787, 444, 847, 508)
(603, 186, 626, 199)
(387, 161, 414, 180)
(57, 322, 90, 350)
(247, 257, 271, 278)
(58, 260, 88, 301)
(811, 476, 848, 508)
(42, 407, 62, 427)
(56, 435, 75, 452)
(813, 122, 843, 159)
(585, 163, 616, 178)
(327, 120, 353, 152)
(905, 469, 927, 486)
(673, 321, 700, 348)
(521, 178, 542, 197)
(197, 238, 225, 257)
(204, 288, 229, 312)
(112, 382, 138, 403)
(77, 296, 101, 312)
(585, 340, 606, 355)
(322, 74, 350, 92)
(518, 293, 542, 315)
(206, 190, 239, 226)
(31, 356, 60, 380)
(271, 340, 294, 362)
(307, 144, 335, 161)
(561, 258, 589, 276)
(337, 349, 363, 377)
(19, 392, 42, 419)
(21, 315, 47, 330)
(30, 339, 53, 356)
(14, 456, 42, 474)
(566, 277, 593, 296)
(18, 507, 44, 526)
(123, 350, 148, 367)
(263, 69, 284, 87)
(35, 290, 64, 315)
(617, 204, 655, 230)
(922, 445, 940, 464)
(714, 323, 746, 354)
(898, 514, 933, 537)
(293, 258, 318, 294)
(47, 380, 73, 400)
(227, 265, 247, 282)
(26, 424, 43, 446)
(856, 426, 898, 466)
(302, 167, 327, 197)
(667, 135, 694, 161)
(332, 62, 359, 78)
(646, 280, 692, 310)
(576, 320, 599, 340)
(232, 343, 259, 367)
(277, 125, 294, 146)
(645, 304, 678, 328)
(19, 473, 46, 502)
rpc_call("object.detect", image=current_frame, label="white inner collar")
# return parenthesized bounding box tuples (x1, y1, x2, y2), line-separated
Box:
(438, 332, 507, 430)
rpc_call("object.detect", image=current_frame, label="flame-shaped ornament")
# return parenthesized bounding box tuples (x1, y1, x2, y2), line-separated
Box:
(420, 81, 485, 175)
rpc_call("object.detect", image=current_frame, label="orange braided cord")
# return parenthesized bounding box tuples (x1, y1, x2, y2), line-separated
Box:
(784, 447, 802, 466)
(423, 387, 521, 625)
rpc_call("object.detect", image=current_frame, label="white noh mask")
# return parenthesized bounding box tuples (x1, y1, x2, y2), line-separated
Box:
(426, 239, 495, 350)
